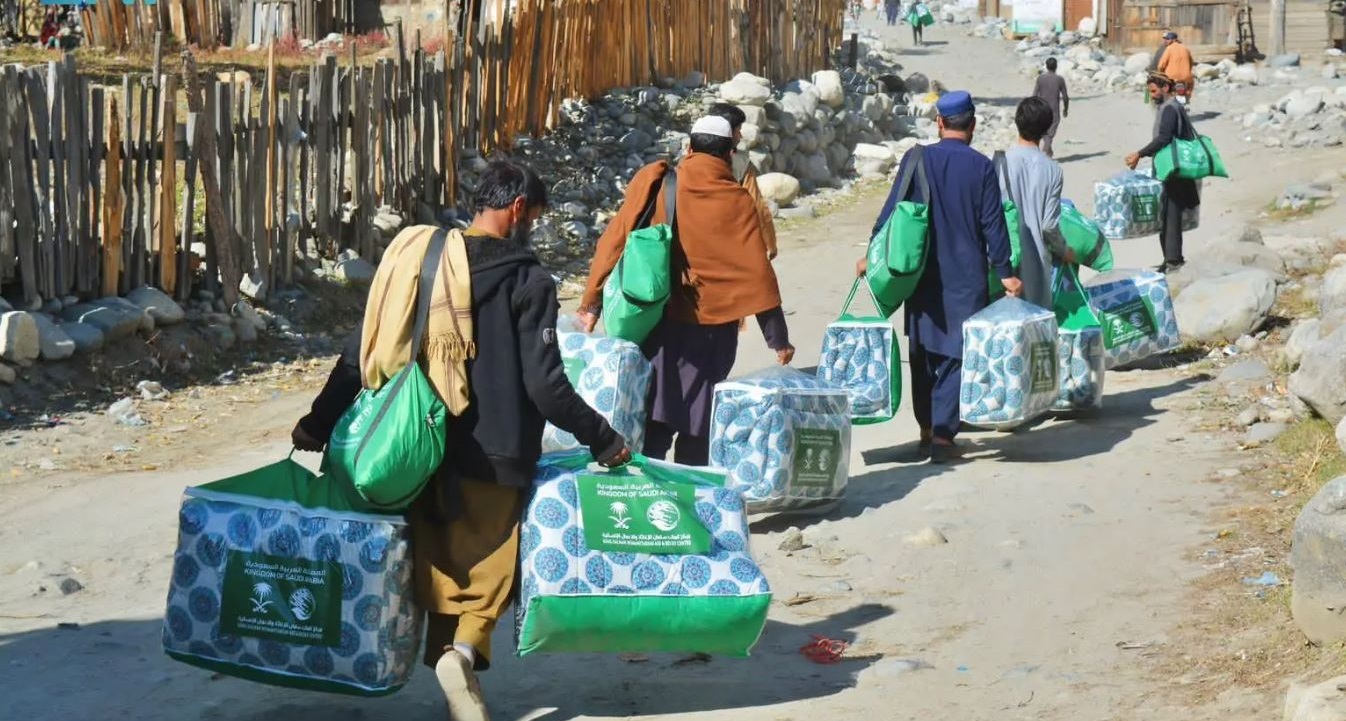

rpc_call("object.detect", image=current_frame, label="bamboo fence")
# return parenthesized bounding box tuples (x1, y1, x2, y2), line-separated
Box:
(1, 0, 844, 309)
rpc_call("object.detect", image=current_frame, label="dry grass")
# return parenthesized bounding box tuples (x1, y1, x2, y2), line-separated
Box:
(1149, 411, 1346, 709)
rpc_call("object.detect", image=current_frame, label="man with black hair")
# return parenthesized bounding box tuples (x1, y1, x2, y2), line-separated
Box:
(580, 115, 794, 465)
(1032, 57, 1069, 158)
(857, 91, 1019, 464)
(1127, 72, 1200, 272)
(1001, 96, 1072, 308)
(709, 102, 779, 260)
(292, 160, 630, 721)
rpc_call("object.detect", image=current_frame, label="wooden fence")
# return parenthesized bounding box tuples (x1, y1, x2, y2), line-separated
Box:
(1, 0, 845, 311)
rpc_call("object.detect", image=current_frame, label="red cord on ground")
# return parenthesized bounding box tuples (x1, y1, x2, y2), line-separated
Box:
(800, 635, 848, 664)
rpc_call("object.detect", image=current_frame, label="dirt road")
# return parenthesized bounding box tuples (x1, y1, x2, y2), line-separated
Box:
(2, 21, 1339, 721)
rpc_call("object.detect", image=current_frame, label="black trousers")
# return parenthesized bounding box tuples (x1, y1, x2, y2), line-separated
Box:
(644, 421, 710, 466)
(1160, 178, 1199, 266)
(910, 344, 963, 441)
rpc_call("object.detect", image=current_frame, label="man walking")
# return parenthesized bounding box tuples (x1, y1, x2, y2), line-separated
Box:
(579, 115, 794, 465)
(1001, 97, 1073, 308)
(858, 91, 1020, 463)
(292, 161, 631, 721)
(710, 103, 779, 260)
(1032, 57, 1070, 158)
(1157, 32, 1195, 104)
(886, 0, 902, 26)
(1127, 72, 1200, 273)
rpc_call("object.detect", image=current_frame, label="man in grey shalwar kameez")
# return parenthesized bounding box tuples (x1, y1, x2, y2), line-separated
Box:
(999, 97, 1073, 309)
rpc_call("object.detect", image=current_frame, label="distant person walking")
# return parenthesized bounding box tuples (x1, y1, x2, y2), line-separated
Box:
(886, 0, 902, 26)
(1126, 73, 1200, 273)
(909, 1, 932, 45)
(1031, 57, 1070, 158)
(1157, 31, 1196, 105)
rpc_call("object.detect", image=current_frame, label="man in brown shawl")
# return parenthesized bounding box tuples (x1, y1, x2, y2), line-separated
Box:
(293, 161, 630, 721)
(578, 115, 795, 465)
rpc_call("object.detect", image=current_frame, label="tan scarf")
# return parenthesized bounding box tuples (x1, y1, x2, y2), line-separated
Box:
(359, 225, 475, 416)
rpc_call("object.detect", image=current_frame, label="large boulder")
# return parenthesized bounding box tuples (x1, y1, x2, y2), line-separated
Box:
(1285, 91, 1326, 119)
(1270, 53, 1302, 68)
(30, 313, 75, 361)
(1284, 319, 1324, 370)
(780, 88, 821, 123)
(811, 70, 845, 109)
(1173, 269, 1278, 343)
(796, 152, 833, 184)
(1229, 65, 1260, 84)
(1321, 266, 1346, 315)
(61, 321, 104, 354)
(0, 311, 40, 363)
(1293, 478, 1346, 644)
(1124, 52, 1152, 75)
(1285, 675, 1346, 721)
(719, 73, 772, 106)
(126, 286, 186, 326)
(739, 104, 768, 127)
(1291, 326, 1346, 425)
(1191, 240, 1287, 279)
(61, 299, 147, 341)
(905, 72, 931, 94)
(756, 173, 801, 207)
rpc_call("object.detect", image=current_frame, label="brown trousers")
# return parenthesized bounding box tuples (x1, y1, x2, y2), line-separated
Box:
(411, 477, 525, 671)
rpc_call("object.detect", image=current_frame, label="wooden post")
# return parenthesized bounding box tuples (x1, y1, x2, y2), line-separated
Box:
(159, 73, 179, 295)
(104, 97, 125, 298)
(182, 51, 243, 308)
(1270, 0, 1286, 56)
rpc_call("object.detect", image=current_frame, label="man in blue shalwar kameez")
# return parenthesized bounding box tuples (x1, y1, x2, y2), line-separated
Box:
(859, 91, 1020, 464)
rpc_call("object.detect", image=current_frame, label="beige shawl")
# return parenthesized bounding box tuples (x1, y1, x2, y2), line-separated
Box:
(359, 225, 475, 416)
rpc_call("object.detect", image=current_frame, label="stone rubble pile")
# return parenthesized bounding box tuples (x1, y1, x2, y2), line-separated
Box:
(1239, 86, 1346, 149)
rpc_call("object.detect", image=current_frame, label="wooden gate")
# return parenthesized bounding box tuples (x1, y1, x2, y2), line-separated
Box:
(1066, 0, 1093, 30)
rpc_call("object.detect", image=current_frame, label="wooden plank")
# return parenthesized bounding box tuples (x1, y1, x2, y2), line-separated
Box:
(7, 70, 38, 304)
(131, 75, 152, 291)
(0, 73, 14, 285)
(179, 112, 199, 302)
(159, 73, 179, 295)
(103, 94, 124, 298)
(183, 52, 244, 308)
(24, 70, 56, 301)
(121, 75, 135, 294)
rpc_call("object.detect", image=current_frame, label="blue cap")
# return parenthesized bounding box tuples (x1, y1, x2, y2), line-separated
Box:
(936, 90, 975, 118)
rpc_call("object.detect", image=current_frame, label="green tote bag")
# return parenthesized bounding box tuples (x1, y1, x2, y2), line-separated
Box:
(865, 144, 931, 318)
(325, 230, 449, 510)
(1154, 135, 1228, 181)
(988, 151, 1023, 299)
(1051, 263, 1101, 332)
(602, 169, 678, 344)
(1059, 200, 1114, 272)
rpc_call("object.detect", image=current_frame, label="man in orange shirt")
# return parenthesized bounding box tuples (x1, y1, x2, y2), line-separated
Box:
(1157, 32, 1196, 104)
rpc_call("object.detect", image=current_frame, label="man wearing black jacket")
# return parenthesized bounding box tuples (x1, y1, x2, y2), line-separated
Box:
(1126, 72, 1200, 273)
(293, 161, 629, 721)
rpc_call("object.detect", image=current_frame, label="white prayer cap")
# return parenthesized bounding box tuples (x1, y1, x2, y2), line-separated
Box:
(690, 115, 734, 138)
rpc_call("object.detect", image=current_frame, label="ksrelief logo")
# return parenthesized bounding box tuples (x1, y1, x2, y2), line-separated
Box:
(250, 582, 276, 613)
(608, 502, 632, 529)
(646, 500, 681, 533)
(289, 588, 316, 621)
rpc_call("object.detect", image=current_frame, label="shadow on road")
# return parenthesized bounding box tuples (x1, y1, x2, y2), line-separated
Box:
(750, 459, 947, 534)
(1055, 151, 1109, 164)
(969, 376, 1204, 463)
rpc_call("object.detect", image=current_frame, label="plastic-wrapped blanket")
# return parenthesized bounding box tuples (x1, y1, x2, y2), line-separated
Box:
(1054, 328, 1105, 411)
(961, 297, 1060, 430)
(1094, 171, 1164, 240)
(515, 452, 770, 656)
(542, 330, 652, 453)
(163, 459, 420, 696)
(816, 281, 900, 424)
(1139, 167, 1200, 232)
(1084, 269, 1181, 369)
(709, 368, 851, 514)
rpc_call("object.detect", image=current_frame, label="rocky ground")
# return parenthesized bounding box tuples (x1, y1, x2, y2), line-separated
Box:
(6, 12, 1346, 721)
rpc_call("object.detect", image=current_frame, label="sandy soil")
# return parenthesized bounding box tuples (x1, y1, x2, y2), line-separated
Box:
(3, 20, 1345, 721)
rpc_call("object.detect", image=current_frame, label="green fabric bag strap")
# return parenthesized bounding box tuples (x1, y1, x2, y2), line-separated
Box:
(878, 144, 930, 270)
(839, 277, 883, 321)
(543, 450, 726, 488)
(614, 169, 677, 308)
(352, 228, 447, 468)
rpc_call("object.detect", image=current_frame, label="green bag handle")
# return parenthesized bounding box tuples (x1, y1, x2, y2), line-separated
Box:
(350, 228, 448, 469)
(1061, 200, 1107, 268)
(543, 450, 726, 488)
(613, 168, 677, 307)
(1052, 263, 1101, 329)
(839, 277, 884, 321)
(876, 144, 930, 271)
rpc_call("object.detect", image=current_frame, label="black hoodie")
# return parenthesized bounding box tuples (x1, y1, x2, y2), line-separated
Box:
(297, 231, 625, 488)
